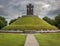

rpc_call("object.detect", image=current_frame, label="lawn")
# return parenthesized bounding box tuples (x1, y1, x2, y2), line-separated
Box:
(0, 33, 26, 46)
(35, 33, 60, 46)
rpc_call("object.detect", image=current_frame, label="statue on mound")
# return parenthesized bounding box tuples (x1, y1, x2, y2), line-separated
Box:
(27, 3, 34, 15)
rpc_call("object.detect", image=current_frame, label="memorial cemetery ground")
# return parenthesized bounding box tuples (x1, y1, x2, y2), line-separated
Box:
(0, 33, 26, 46)
(35, 33, 60, 46)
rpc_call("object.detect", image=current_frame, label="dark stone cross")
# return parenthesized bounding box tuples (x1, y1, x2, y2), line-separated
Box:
(27, 4, 34, 15)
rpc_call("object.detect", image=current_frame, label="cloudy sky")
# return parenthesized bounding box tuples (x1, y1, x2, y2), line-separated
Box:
(0, 0, 60, 22)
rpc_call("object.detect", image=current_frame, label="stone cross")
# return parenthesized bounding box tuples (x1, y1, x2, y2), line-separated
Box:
(27, 4, 34, 15)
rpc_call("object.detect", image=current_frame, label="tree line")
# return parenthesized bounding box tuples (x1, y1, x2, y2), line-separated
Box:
(43, 14, 60, 29)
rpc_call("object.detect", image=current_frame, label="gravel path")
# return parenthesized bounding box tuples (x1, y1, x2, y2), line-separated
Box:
(24, 34, 39, 46)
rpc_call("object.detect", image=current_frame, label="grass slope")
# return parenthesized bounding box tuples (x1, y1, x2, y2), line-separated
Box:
(35, 33, 60, 46)
(2, 15, 58, 30)
(0, 33, 26, 46)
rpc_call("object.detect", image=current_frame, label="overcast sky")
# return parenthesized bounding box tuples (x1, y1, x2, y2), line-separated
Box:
(0, 0, 60, 22)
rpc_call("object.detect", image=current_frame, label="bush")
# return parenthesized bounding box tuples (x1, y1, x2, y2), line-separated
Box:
(0, 16, 7, 29)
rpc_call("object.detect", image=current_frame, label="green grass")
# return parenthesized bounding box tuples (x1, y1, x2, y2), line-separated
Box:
(35, 33, 60, 46)
(2, 16, 58, 30)
(0, 33, 26, 46)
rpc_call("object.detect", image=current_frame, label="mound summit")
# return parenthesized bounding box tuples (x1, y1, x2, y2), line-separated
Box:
(2, 15, 58, 30)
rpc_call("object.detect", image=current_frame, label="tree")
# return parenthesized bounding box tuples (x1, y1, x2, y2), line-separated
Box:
(0, 16, 7, 29)
(57, 24, 60, 29)
(43, 16, 56, 25)
(9, 17, 20, 24)
(55, 14, 60, 23)
(55, 14, 60, 29)
(9, 19, 17, 25)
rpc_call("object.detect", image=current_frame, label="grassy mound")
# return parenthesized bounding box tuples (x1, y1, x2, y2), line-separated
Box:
(2, 15, 58, 30)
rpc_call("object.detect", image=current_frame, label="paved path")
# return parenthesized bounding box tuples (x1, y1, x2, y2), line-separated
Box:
(24, 34, 39, 46)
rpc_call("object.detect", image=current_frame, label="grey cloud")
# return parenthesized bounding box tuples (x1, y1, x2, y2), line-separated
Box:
(0, 0, 60, 22)
(47, 9, 60, 15)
